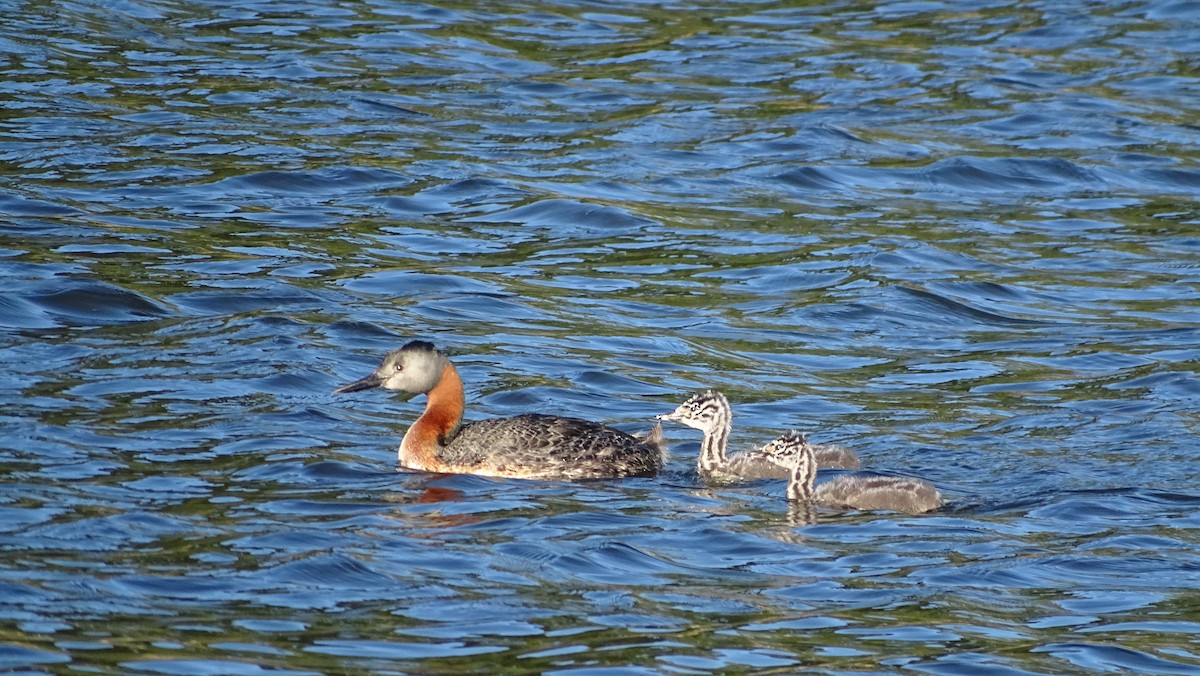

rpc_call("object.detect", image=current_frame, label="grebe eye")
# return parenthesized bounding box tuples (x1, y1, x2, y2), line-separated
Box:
(393, 363, 404, 372)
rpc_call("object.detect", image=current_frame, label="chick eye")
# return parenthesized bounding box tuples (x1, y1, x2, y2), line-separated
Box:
(392, 363, 404, 373)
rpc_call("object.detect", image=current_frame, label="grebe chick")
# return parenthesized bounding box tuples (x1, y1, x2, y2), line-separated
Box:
(656, 390, 861, 480)
(334, 341, 666, 480)
(762, 431, 943, 514)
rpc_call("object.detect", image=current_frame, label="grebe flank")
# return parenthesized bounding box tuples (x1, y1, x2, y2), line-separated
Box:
(763, 431, 943, 514)
(334, 341, 666, 480)
(656, 390, 861, 480)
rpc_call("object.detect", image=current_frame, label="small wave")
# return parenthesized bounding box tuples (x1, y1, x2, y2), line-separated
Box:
(6, 277, 171, 328)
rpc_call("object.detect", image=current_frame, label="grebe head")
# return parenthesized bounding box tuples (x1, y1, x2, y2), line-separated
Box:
(759, 430, 810, 469)
(333, 340, 447, 395)
(761, 430, 816, 503)
(656, 390, 731, 432)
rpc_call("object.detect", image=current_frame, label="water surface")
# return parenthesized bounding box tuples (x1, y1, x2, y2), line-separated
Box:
(2, 0, 1200, 673)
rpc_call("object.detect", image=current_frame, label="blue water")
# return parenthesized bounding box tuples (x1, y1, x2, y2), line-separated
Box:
(2, 0, 1200, 673)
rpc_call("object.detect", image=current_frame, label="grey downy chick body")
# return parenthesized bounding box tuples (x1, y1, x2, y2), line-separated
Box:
(657, 390, 861, 481)
(760, 431, 943, 514)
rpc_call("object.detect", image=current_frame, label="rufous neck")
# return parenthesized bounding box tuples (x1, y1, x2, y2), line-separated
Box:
(399, 361, 465, 468)
(422, 361, 465, 441)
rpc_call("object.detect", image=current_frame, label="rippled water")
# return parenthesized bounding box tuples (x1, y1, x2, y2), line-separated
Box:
(3, 0, 1200, 673)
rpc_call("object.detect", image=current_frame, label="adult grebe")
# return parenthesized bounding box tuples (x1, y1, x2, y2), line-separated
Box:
(333, 341, 666, 480)
(762, 431, 943, 514)
(656, 390, 861, 480)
